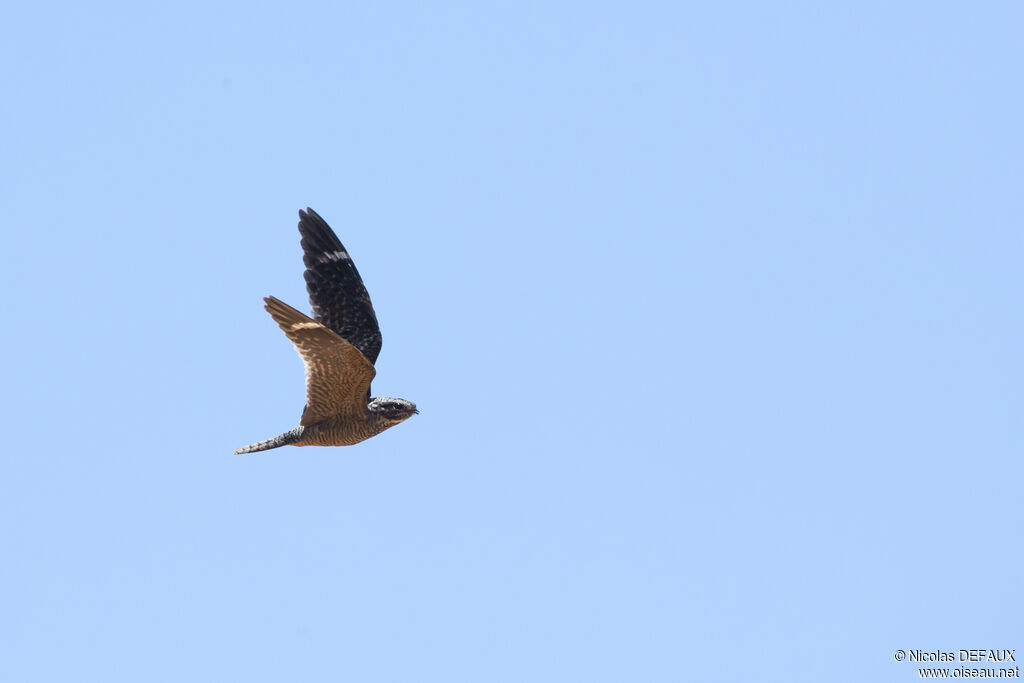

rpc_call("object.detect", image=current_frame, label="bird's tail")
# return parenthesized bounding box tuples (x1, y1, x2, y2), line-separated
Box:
(234, 427, 306, 455)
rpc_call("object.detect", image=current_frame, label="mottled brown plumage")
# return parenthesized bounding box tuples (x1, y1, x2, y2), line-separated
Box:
(234, 208, 417, 454)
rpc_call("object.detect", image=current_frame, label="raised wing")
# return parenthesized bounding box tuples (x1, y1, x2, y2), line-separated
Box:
(298, 208, 383, 365)
(263, 296, 376, 426)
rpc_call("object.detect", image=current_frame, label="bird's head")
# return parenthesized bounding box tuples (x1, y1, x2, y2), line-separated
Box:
(368, 397, 419, 424)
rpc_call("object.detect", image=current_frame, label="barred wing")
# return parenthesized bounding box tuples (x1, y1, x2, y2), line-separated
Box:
(263, 296, 376, 426)
(298, 208, 383, 365)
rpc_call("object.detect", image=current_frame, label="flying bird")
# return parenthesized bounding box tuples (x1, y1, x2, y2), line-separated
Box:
(235, 208, 417, 454)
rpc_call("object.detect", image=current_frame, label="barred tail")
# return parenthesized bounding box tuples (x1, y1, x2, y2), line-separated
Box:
(234, 427, 305, 455)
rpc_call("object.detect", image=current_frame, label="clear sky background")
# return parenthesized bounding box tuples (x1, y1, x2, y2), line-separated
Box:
(2, 2, 1021, 681)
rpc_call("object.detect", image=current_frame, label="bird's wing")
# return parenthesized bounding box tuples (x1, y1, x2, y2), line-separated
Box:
(263, 296, 376, 426)
(298, 208, 383, 365)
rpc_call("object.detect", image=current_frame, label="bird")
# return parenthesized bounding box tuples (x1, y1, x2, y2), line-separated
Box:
(234, 208, 417, 454)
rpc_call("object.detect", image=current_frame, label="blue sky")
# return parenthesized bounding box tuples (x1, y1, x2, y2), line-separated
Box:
(2, 2, 1021, 681)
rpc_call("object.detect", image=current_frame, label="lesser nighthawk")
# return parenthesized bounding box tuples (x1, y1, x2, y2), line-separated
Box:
(235, 208, 417, 454)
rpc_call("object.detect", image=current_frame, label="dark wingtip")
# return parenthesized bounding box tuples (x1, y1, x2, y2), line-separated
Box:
(299, 207, 323, 225)
(297, 207, 343, 258)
